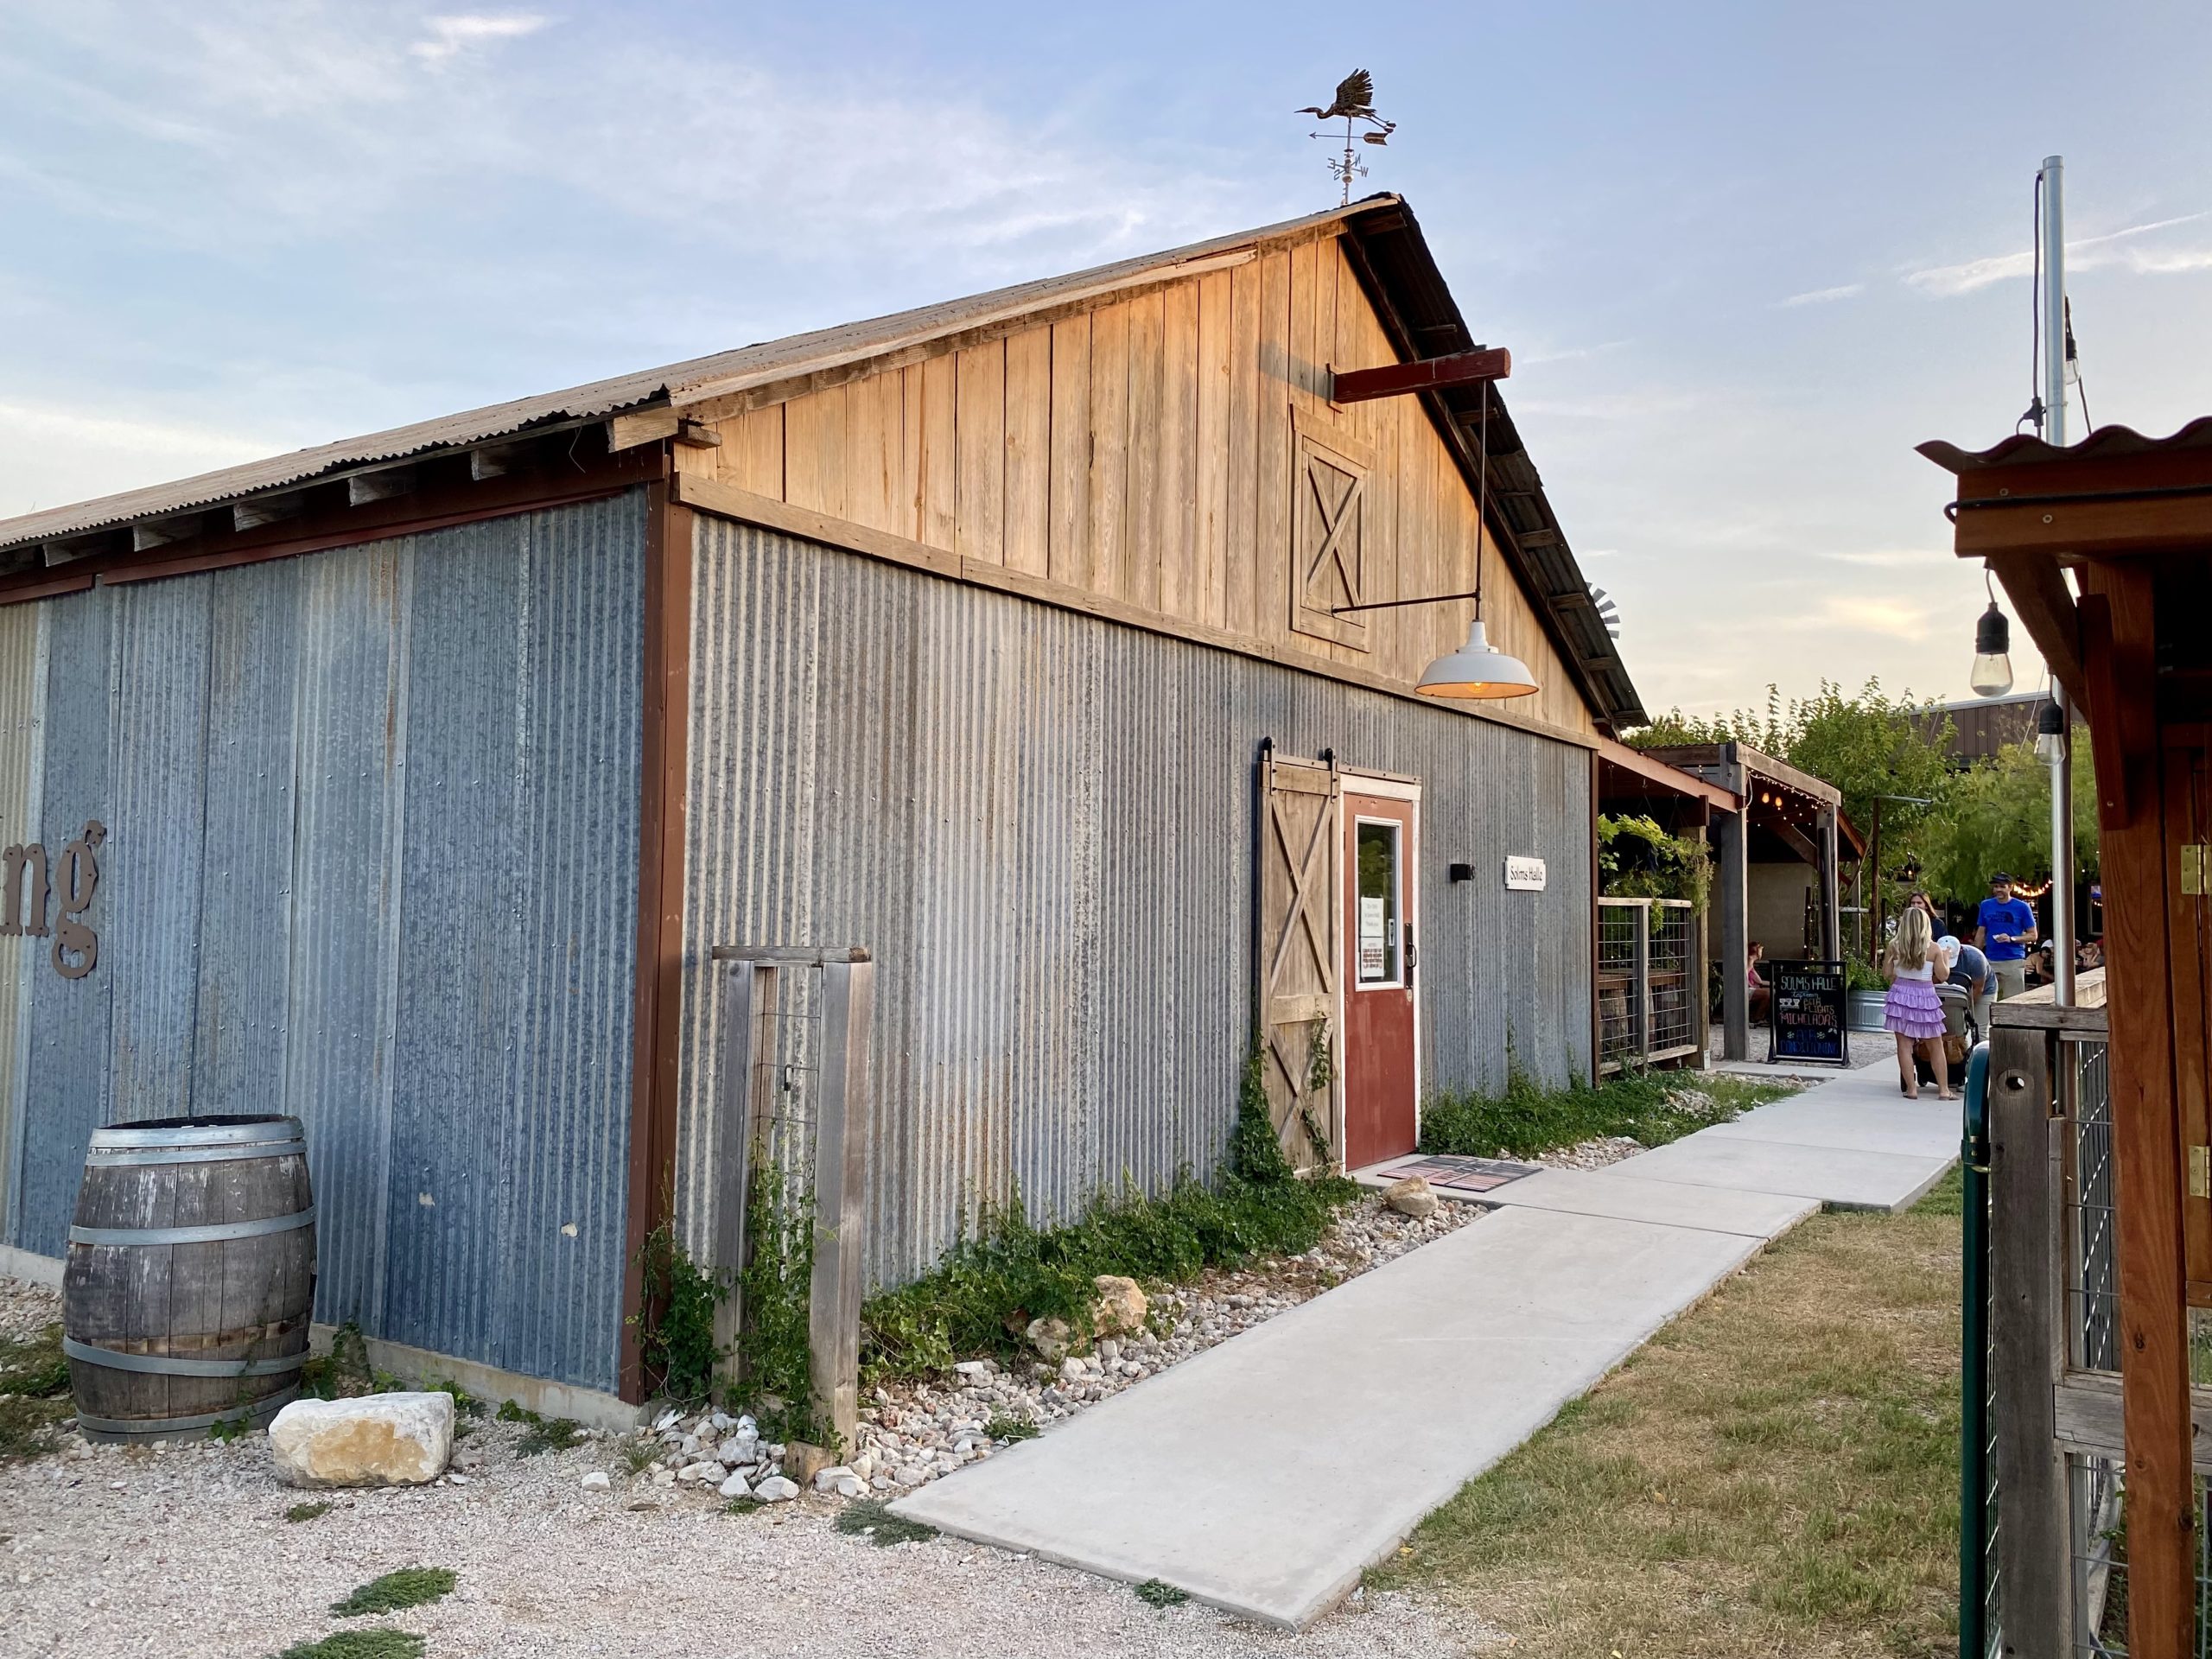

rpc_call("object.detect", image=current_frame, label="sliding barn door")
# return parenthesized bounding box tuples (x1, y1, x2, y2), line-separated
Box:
(1257, 748, 1340, 1171)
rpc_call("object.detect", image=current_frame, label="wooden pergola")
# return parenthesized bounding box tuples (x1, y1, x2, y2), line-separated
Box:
(1922, 416, 2212, 1656)
(1638, 741, 1852, 1060)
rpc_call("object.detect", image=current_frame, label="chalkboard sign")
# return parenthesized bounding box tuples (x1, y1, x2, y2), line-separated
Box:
(1768, 959, 1850, 1066)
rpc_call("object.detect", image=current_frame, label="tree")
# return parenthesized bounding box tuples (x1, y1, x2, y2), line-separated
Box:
(1630, 679, 1954, 859)
(1917, 734, 2101, 905)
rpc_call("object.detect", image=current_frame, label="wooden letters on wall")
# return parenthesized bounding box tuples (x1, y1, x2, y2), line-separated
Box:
(1, 819, 104, 979)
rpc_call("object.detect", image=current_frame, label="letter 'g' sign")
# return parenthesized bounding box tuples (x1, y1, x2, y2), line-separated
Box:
(2, 820, 105, 979)
(1503, 855, 1548, 892)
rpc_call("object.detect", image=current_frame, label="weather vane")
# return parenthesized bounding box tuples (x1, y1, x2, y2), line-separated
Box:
(1299, 69, 1395, 205)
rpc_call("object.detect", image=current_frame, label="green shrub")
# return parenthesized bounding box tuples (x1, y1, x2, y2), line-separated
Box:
(734, 1160, 821, 1446)
(329, 1567, 457, 1618)
(1420, 1068, 1790, 1160)
(629, 1223, 729, 1408)
(860, 1043, 1354, 1383)
(274, 1633, 426, 1659)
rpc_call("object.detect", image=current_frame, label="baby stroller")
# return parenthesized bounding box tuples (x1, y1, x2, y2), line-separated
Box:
(1913, 982, 1973, 1089)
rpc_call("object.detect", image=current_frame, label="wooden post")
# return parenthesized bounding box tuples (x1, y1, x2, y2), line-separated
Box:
(1987, 1019, 2073, 1654)
(1633, 901, 1652, 1067)
(1716, 807, 1750, 1062)
(2080, 567, 2194, 1656)
(1818, 807, 1841, 963)
(711, 962, 776, 1394)
(810, 957, 874, 1448)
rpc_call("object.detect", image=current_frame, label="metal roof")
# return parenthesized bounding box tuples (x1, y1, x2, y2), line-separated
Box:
(1917, 415, 2212, 474)
(0, 192, 1642, 729)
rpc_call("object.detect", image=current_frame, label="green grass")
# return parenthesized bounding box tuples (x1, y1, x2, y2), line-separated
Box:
(1371, 1178, 1963, 1657)
(1134, 1579, 1190, 1608)
(983, 1413, 1039, 1443)
(724, 1494, 765, 1515)
(1418, 1068, 1796, 1160)
(283, 1501, 334, 1524)
(273, 1633, 426, 1659)
(861, 1045, 1356, 1382)
(494, 1399, 584, 1456)
(0, 1322, 73, 1463)
(329, 1568, 457, 1618)
(835, 1498, 939, 1546)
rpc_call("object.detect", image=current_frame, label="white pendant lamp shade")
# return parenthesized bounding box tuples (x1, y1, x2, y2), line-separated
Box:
(1415, 616, 1540, 700)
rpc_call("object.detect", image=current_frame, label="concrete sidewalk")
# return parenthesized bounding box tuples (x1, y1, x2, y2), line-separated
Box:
(890, 1065, 1961, 1628)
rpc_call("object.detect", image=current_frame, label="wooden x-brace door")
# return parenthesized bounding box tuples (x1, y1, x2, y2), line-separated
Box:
(1256, 747, 1340, 1170)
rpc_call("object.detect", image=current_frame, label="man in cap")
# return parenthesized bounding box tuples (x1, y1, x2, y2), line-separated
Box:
(1974, 871, 2039, 1002)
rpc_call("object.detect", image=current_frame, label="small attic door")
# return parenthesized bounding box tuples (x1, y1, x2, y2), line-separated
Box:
(1289, 410, 1375, 651)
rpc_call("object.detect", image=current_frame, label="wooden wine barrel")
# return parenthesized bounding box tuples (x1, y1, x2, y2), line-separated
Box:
(61, 1115, 315, 1442)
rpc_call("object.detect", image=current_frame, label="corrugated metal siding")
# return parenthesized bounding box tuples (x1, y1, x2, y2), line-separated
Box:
(2, 493, 645, 1393)
(676, 519, 1593, 1288)
(0, 603, 43, 1243)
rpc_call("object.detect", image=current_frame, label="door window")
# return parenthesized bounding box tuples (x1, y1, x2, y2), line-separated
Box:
(1355, 819, 1402, 987)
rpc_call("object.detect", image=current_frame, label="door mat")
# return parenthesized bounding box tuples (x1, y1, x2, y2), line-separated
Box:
(1363, 1153, 1544, 1194)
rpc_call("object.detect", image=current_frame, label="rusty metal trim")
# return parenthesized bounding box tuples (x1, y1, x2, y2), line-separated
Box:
(620, 464, 692, 1402)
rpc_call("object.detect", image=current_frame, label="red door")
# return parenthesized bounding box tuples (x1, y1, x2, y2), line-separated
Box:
(1343, 792, 1419, 1167)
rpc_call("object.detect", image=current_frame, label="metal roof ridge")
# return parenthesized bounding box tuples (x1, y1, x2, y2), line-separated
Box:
(1917, 412, 2212, 473)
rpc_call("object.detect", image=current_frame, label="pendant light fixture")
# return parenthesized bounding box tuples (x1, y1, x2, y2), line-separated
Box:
(1970, 571, 2013, 698)
(1415, 385, 1539, 701)
(2034, 698, 2067, 763)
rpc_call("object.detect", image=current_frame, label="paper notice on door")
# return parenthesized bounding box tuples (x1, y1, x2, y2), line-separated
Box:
(1358, 896, 1387, 980)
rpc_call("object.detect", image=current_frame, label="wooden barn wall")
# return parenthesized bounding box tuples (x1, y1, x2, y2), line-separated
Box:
(0, 493, 645, 1394)
(675, 518, 1595, 1291)
(676, 232, 1597, 740)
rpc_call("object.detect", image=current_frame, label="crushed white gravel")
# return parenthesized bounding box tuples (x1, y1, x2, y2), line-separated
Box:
(0, 1197, 1509, 1658)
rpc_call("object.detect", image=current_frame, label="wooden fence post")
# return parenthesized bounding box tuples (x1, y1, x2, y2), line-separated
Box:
(810, 957, 874, 1449)
(1988, 1020, 2073, 1655)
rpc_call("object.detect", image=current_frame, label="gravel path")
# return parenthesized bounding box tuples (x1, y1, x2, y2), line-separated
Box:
(0, 1198, 1507, 1657)
(2, 1409, 1497, 1657)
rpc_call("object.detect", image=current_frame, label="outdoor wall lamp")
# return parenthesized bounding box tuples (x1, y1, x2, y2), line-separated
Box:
(2034, 699, 2067, 764)
(1970, 591, 2013, 698)
(1332, 382, 1541, 701)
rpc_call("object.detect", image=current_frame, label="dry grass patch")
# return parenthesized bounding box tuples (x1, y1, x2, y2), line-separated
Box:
(1374, 1172, 1962, 1657)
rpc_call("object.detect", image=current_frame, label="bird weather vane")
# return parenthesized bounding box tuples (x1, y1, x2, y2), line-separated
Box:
(1299, 69, 1395, 205)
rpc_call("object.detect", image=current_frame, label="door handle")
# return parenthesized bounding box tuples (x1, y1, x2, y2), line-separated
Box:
(1404, 921, 1417, 988)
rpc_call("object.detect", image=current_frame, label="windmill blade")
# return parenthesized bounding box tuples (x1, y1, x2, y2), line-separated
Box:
(1588, 584, 1622, 639)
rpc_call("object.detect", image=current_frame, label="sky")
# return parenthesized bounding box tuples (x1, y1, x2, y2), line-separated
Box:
(3, 2, 2209, 717)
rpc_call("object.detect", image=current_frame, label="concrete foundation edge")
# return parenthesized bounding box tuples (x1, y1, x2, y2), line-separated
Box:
(0, 1243, 63, 1287)
(308, 1326, 645, 1434)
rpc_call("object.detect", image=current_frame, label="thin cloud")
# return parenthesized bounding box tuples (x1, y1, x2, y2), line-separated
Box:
(1908, 212, 2212, 296)
(1779, 283, 1864, 308)
(1818, 548, 1947, 569)
(411, 13, 549, 63)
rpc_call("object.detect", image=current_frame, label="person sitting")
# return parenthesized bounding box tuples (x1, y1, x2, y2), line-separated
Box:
(1885, 907, 1955, 1100)
(1974, 872, 2039, 1001)
(1747, 941, 1770, 1024)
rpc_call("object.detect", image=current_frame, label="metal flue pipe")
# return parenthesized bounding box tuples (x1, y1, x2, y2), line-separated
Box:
(2042, 154, 2076, 1007)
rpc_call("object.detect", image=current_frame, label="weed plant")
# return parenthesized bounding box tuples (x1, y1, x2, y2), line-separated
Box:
(734, 1160, 823, 1446)
(329, 1568, 457, 1618)
(274, 1633, 426, 1659)
(631, 1221, 728, 1408)
(1134, 1580, 1190, 1608)
(0, 1322, 73, 1462)
(835, 1498, 939, 1546)
(1418, 1067, 1792, 1161)
(983, 1414, 1038, 1443)
(861, 1045, 1355, 1382)
(283, 1501, 333, 1523)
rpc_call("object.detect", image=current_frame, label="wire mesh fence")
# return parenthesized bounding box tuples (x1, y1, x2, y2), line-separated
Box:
(1595, 898, 1700, 1071)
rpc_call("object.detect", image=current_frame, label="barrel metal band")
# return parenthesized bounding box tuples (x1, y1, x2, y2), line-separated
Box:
(68, 1207, 316, 1248)
(86, 1142, 307, 1168)
(87, 1118, 306, 1152)
(73, 1388, 300, 1439)
(62, 1336, 306, 1378)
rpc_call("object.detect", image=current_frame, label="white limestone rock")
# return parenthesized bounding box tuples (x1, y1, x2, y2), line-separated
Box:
(268, 1393, 454, 1489)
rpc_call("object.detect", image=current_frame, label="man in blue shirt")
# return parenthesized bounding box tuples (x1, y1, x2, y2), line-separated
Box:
(1974, 872, 2039, 1002)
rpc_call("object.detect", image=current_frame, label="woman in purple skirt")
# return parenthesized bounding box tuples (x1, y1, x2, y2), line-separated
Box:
(1885, 906, 1954, 1099)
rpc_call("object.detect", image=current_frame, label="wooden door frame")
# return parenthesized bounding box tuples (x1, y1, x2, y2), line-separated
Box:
(1339, 768, 1423, 1160)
